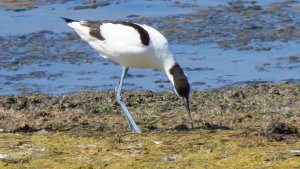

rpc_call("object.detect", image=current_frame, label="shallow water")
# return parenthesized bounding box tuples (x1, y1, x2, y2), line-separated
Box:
(0, 0, 289, 36)
(0, 0, 201, 36)
(1, 0, 300, 95)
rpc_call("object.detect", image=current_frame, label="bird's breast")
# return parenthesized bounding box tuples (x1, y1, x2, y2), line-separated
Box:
(111, 48, 163, 70)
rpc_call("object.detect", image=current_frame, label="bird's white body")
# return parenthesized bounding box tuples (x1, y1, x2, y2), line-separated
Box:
(63, 18, 192, 132)
(67, 21, 176, 72)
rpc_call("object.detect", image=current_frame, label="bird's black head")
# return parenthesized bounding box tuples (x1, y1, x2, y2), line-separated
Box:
(169, 63, 190, 98)
(169, 64, 193, 128)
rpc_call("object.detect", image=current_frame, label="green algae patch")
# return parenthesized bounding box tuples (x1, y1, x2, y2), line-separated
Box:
(0, 130, 299, 168)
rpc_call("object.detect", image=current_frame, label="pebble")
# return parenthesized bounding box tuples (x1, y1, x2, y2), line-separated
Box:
(78, 144, 97, 150)
(164, 156, 176, 162)
(0, 153, 10, 159)
(37, 129, 48, 135)
(289, 149, 300, 156)
(154, 141, 162, 145)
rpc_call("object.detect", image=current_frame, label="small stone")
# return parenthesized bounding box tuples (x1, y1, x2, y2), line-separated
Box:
(289, 150, 300, 156)
(35, 147, 48, 152)
(37, 129, 48, 135)
(78, 144, 97, 150)
(164, 156, 176, 162)
(206, 149, 213, 153)
(0, 153, 10, 159)
(154, 141, 162, 145)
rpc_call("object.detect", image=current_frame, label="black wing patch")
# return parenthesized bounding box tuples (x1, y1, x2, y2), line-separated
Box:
(89, 29, 105, 40)
(81, 21, 105, 40)
(114, 21, 150, 46)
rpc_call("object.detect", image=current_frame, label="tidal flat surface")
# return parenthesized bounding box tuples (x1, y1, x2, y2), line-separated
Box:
(0, 83, 300, 168)
(0, 0, 300, 168)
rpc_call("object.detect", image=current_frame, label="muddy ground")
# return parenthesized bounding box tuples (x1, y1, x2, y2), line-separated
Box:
(0, 83, 300, 135)
(0, 83, 300, 168)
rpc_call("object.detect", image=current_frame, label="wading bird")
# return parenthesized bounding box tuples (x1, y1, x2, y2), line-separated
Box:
(61, 17, 192, 133)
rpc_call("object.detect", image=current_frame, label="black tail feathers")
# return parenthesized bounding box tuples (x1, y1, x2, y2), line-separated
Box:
(61, 17, 78, 23)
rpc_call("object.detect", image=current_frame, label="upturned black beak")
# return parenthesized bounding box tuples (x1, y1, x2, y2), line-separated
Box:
(183, 96, 194, 129)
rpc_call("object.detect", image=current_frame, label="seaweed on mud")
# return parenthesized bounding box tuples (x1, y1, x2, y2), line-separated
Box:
(1, 129, 299, 168)
(138, 1, 300, 50)
(0, 83, 299, 138)
(267, 122, 298, 135)
(73, 2, 110, 10)
(0, 31, 99, 71)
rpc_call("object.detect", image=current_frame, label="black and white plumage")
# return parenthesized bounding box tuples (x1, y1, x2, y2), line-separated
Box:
(61, 17, 192, 133)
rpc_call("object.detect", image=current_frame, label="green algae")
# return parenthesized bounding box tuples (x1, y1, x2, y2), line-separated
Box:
(0, 130, 299, 168)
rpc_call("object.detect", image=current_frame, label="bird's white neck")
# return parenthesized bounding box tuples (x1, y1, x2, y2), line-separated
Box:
(151, 39, 189, 96)
(164, 57, 177, 86)
(162, 54, 190, 98)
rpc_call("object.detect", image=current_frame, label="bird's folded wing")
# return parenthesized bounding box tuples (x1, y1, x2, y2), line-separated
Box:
(99, 22, 149, 48)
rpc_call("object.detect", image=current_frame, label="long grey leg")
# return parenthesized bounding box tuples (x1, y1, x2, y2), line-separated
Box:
(115, 67, 141, 133)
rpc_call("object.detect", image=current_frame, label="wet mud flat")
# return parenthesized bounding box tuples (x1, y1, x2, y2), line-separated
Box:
(0, 83, 299, 168)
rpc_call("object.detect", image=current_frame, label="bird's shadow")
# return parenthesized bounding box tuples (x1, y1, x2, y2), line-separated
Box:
(143, 122, 230, 133)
